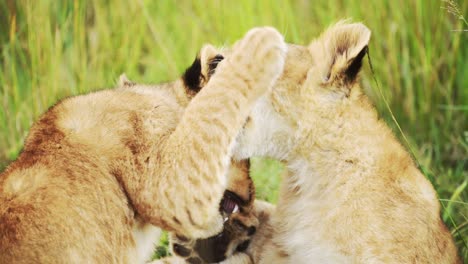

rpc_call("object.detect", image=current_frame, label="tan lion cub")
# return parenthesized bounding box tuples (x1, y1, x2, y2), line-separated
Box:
(0, 27, 286, 263)
(230, 22, 461, 263)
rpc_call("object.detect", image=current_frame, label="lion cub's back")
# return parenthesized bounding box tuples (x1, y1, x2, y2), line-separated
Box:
(56, 86, 183, 152)
(0, 162, 134, 262)
(0, 86, 181, 262)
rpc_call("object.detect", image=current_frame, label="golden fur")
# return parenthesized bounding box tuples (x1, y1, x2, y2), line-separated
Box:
(0, 27, 287, 263)
(200, 22, 460, 263)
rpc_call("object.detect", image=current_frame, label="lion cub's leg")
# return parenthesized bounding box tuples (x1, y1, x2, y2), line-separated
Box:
(129, 28, 287, 238)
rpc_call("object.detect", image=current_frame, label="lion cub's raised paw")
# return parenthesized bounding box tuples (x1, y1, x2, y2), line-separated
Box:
(224, 27, 287, 98)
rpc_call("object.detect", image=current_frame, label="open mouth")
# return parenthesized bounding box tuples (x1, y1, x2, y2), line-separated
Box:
(194, 231, 230, 263)
(221, 191, 240, 217)
(194, 192, 243, 263)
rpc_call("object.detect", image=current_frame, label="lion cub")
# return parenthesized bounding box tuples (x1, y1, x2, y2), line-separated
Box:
(229, 22, 461, 263)
(0, 28, 287, 263)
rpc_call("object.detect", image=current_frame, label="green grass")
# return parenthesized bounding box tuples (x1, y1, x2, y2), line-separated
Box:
(1, 0, 467, 259)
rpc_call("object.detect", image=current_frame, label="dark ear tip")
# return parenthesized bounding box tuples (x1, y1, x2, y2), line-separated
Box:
(183, 57, 202, 92)
(345, 45, 368, 82)
(355, 45, 368, 62)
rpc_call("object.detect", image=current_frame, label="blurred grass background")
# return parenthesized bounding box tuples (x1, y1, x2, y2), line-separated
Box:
(0, 0, 466, 259)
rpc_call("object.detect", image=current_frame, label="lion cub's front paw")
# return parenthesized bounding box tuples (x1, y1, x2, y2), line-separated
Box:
(228, 27, 287, 97)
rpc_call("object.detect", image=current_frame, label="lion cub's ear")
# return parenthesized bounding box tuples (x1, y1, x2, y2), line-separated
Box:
(200, 44, 224, 79)
(118, 73, 136, 87)
(310, 21, 371, 87)
(182, 44, 224, 94)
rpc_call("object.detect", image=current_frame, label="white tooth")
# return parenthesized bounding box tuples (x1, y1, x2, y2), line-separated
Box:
(224, 216, 229, 222)
(232, 205, 239, 214)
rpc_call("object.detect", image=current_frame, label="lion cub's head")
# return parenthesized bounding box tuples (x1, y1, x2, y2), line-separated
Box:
(231, 21, 372, 161)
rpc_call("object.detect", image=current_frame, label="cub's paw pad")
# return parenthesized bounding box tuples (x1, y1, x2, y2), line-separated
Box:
(231, 27, 287, 82)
